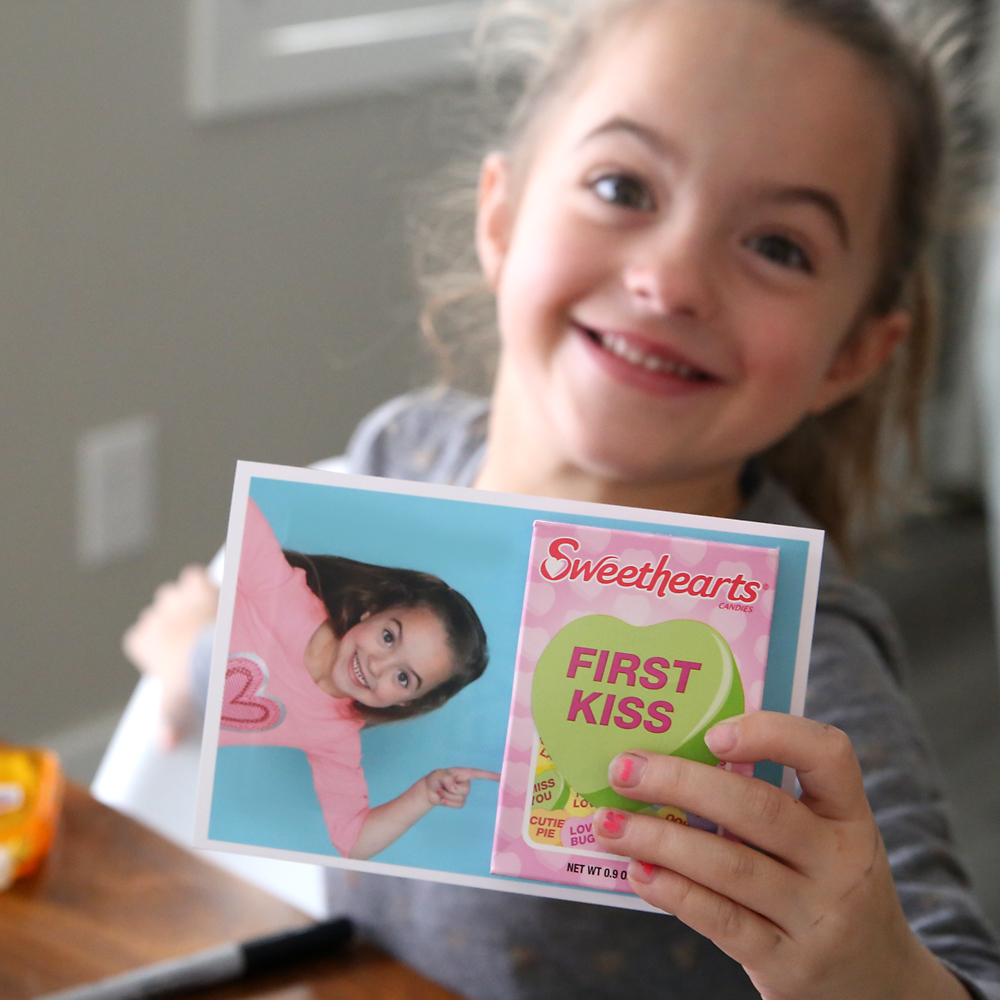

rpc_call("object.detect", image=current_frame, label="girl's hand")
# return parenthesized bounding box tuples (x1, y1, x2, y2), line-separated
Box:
(592, 712, 968, 1000)
(352, 768, 501, 859)
(424, 767, 501, 808)
(121, 565, 219, 749)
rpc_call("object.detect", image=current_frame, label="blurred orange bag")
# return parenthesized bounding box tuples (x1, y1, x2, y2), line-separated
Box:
(0, 744, 63, 888)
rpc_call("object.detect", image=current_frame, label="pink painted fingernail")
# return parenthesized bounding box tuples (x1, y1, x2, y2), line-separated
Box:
(630, 860, 657, 884)
(611, 752, 646, 788)
(597, 808, 628, 838)
(705, 722, 738, 755)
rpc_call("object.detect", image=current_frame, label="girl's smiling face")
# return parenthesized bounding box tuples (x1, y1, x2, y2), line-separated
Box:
(477, 0, 909, 511)
(324, 606, 455, 707)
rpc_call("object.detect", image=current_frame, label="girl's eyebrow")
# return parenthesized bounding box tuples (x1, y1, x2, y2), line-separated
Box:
(759, 186, 850, 249)
(580, 115, 679, 158)
(580, 116, 850, 249)
(393, 618, 423, 689)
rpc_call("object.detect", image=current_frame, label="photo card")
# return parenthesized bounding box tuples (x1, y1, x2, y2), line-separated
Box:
(194, 461, 823, 912)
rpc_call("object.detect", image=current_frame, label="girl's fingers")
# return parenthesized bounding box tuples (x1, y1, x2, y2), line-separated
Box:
(625, 859, 785, 969)
(703, 712, 869, 821)
(608, 747, 818, 865)
(450, 768, 502, 782)
(428, 768, 499, 807)
(606, 714, 869, 863)
(594, 807, 803, 930)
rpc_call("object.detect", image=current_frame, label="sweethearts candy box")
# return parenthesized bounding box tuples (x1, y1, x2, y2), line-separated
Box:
(491, 521, 779, 895)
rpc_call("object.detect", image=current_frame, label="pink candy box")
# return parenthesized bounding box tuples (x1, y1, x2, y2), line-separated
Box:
(491, 520, 780, 895)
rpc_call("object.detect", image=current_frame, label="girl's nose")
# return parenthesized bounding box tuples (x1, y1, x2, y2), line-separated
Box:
(367, 653, 388, 677)
(367, 652, 400, 684)
(622, 220, 716, 321)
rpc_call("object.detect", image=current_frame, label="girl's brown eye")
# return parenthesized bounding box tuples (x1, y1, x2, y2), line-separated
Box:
(396, 670, 409, 688)
(383, 628, 394, 645)
(591, 173, 655, 212)
(747, 233, 813, 273)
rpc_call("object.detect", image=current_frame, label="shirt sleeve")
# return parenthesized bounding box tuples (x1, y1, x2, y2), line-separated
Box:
(236, 499, 297, 596)
(307, 747, 371, 859)
(808, 587, 1000, 1000)
(345, 388, 489, 486)
(189, 623, 215, 715)
(185, 503, 288, 719)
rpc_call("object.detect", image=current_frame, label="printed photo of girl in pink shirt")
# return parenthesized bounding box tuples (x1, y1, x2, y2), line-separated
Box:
(218, 498, 497, 860)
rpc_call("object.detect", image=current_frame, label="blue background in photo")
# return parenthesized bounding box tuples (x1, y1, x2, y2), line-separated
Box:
(208, 477, 809, 877)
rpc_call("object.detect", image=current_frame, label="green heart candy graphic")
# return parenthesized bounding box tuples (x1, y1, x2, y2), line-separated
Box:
(532, 768, 569, 811)
(531, 616, 744, 812)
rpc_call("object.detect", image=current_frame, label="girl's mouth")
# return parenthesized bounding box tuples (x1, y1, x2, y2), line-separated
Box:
(574, 322, 717, 393)
(350, 651, 371, 690)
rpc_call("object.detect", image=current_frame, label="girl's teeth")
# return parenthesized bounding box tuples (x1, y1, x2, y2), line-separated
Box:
(352, 652, 369, 689)
(599, 332, 699, 379)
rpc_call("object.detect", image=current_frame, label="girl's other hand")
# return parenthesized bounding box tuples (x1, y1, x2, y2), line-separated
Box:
(592, 713, 968, 1000)
(121, 565, 219, 750)
(353, 768, 500, 859)
(424, 767, 501, 809)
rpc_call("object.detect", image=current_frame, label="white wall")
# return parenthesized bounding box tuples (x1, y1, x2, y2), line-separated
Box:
(0, 2, 461, 741)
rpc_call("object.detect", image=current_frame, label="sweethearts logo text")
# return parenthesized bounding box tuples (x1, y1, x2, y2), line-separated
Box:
(539, 536, 764, 604)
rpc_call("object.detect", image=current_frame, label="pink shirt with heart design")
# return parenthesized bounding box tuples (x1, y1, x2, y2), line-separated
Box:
(218, 498, 369, 858)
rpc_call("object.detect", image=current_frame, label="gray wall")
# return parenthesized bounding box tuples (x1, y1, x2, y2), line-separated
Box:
(0, 2, 457, 740)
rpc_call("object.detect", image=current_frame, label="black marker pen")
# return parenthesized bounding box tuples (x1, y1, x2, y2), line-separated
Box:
(35, 916, 353, 1000)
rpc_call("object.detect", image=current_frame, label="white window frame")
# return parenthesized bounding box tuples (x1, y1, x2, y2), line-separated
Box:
(188, 0, 482, 121)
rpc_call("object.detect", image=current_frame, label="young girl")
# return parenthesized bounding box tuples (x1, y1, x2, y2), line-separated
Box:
(214, 496, 495, 860)
(125, 0, 1000, 995)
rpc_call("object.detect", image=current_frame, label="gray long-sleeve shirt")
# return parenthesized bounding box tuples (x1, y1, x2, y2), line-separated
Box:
(193, 387, 1000, 998)
(324, 387, 1000, 1000)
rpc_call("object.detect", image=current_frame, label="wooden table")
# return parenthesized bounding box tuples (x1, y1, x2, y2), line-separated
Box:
(0, 783, 459, 1000)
